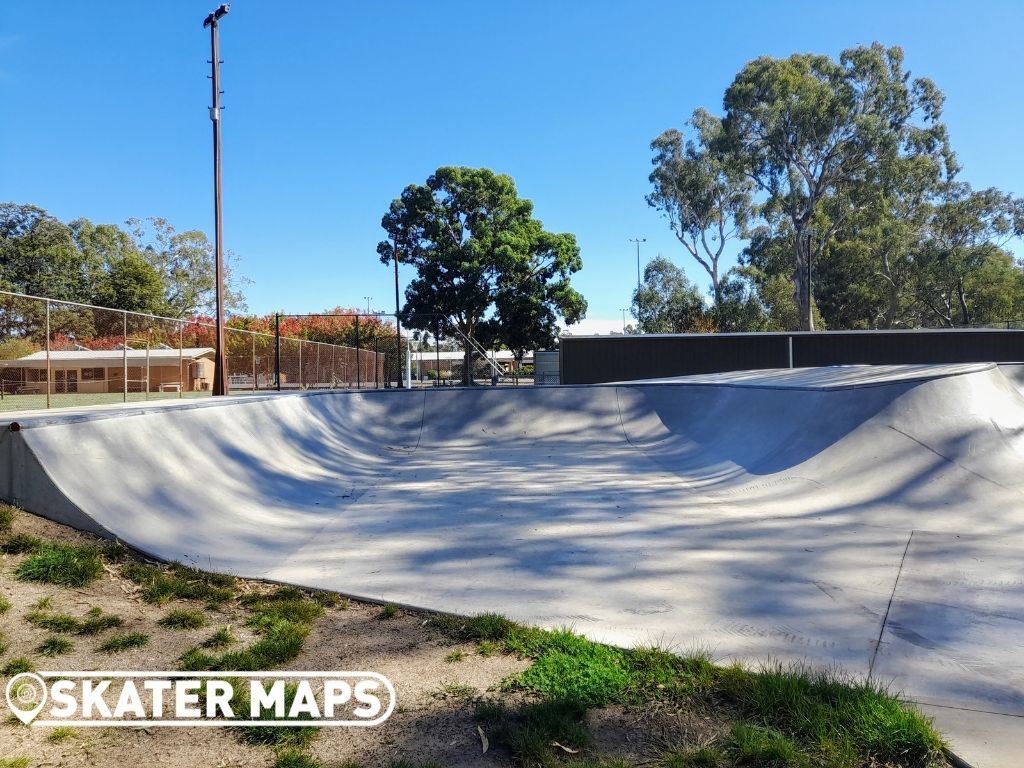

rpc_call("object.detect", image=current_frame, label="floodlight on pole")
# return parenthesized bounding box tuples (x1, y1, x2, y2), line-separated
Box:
(204, 3, 230, 395)
(364, 296, 373, 314)
(629, 237, 646, 292)
(619, 308, 629, 334)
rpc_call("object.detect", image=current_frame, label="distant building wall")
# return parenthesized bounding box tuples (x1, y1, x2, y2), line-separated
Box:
(560, 330, 1024, 385)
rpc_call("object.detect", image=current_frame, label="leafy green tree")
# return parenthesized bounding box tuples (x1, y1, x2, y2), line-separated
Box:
(914, 184, 1024, 326)
(0, 203, 90, 302)
(127, 217, 248, 317)
(630, 256, 714, 333)
(721, 43, 955, 330)
(647, 109, 752, 314)
(377, 167, 587, 383)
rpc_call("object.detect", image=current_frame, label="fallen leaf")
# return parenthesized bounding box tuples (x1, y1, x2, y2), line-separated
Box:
(477, 725, 489, 754)
(551, 742, 578, 754)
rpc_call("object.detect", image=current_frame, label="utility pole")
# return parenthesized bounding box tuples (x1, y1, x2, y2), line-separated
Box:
(629, 237, 646, 293)
(204, 4, 230, 395)
(393, 236, 403, 388)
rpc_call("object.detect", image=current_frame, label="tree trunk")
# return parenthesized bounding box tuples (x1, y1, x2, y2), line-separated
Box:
(793, 234, 814, 331)
(462, 343, 473, 386)
(957, 277, 971, 327)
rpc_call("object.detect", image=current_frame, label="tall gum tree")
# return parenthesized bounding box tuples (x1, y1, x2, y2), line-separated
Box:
(647, 109, 753, 316)
(377, 167, 586, 383)
(721, 43, 955, 330)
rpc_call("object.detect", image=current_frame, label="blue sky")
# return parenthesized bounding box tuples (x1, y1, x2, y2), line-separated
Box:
(2, 1, 1022, 332)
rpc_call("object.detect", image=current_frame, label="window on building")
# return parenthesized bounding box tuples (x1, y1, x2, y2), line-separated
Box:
(80, 367, 105, 380)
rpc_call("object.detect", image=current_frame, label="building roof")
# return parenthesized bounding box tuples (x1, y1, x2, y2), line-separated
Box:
(1, 348, 214, 368)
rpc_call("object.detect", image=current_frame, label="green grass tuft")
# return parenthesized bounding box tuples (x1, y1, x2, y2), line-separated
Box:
(1, 532, 43, 554)
(31, 595, 53, 610)
(272, 750, 322, 768)
(1, 657, 36, 675)
(121, 562, 236, 605)
(661, 745, 727, 768)
(476, 698, 589, 766)
(236, 681, 320, 748)
(376, 602, 400, 620)
(202, 626, 236, 649)
(27, 607, 122, 635)
(0, 758, 31, 768)
(37, 636, 74, 656)
(444, 649, 466, 663)
(15, 542, 104, 587)
(0, 505, 14, 531)
(46, 726, 78, 743)
(99, 632, 149, 653)
(0, 595, 10, 615)
(311, 590, 345, 608)
(731, 724, 808, 767)
(159, 608, 208, 630)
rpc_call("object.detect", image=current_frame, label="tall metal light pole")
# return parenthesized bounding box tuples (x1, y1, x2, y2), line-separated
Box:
(364, 296, 373, 314)
(204, 4, 230, 395)
(619, 308, 629, 334)
(629, 237, 646, 292)
(392, 236, 403, 388)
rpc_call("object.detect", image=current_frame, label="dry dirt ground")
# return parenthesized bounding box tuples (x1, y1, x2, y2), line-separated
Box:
(0, 507, 722, 768)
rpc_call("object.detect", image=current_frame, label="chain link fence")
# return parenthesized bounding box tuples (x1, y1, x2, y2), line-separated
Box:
(0, 292, 384, 412)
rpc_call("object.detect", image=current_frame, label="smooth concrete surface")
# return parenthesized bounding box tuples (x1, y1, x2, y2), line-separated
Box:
(2, 363, 1023, 765)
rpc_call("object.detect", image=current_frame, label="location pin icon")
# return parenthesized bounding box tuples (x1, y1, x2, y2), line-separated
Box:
(5, 673, 48, 725)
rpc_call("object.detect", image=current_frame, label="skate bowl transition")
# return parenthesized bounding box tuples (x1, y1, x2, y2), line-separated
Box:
(2, 363, 1024, 759)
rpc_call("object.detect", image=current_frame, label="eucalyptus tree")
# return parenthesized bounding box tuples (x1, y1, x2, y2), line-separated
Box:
(647, 109, 753, 316)
(721, 43, 956, 330)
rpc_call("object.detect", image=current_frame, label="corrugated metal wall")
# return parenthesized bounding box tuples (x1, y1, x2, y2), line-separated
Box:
(560, 330, 1024, 385)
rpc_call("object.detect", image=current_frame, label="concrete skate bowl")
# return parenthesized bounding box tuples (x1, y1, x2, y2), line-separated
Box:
(2, 363, 1024, 723)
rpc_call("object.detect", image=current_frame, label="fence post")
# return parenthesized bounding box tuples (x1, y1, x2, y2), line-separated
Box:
(179, 322, 184, 399)
(355, 315, 361, 389)
(298, 342, 303, 390)
(122, 311, 128, 403)
(252, 333, 257, 391)
(45, 299, 51, 409)
(374, 334, 379, 389)
(787, 335, 794, 368)
(275, 314, 281, 392)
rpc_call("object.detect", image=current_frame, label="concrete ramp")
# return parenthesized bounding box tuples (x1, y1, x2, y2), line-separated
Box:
(3, 363, 1024, 762)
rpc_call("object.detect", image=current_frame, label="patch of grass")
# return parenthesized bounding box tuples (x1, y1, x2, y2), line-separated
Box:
(437, 612, 517, 642)
(47, 726, 78, 743)
(660, 745, 727, 768)
(1, 657, 36, 675)
(1, 532, 42, 554)
(121, 562, 236, 605)
(26, 609, 80, 633)
(717, 663, 946, 766)
(0, 632, 7, 656)
(730, 724, 808, 767)
(244, 596, 324, 629)
(37, 636, 74, 656)
(477, 640, 497, 657)
(444, 649, 466, 663)
(476, 698, 589, 766)
(15, 542, 104, 587)
(508, 628, 631, 705)
(430, 682, 477, 701)
(0, 758, 31, 768)
(99, 632, 149, 653)
(178, 647, 218, 671)
(79, 608, 124, 635)
(0, 505, 14, 531)
(273, 750, 322, 768)
(202, 626, 236, 649)
(312, 591, 345, 608)
(27, 607, 122, 635)
(0, 595, 10, 615)
(376, 602, 399, 620)
(99, 541, 131, 562)
(159, 608, 208, 630)
(31, 595, 53, 610)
